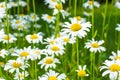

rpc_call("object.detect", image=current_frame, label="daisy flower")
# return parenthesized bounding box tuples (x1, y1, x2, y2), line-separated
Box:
(83, 11, 92, 16)
(30, 48, 43, 60)
(46, 43, 65, 56)
(115, 24, 120, 31)
(41, 14, 55, 23)
(100, 60, 120, 80)
(109, 50, 120, 61)
(25, 32, 43, 44)
(12, 46, 33, 60)
(76, 65, 89, 77)
(44, 36, 58, 45)
(18, 0, 27, 7)
(85, 39, 106, 53)
(69, 16, 86, 22)
(38, 55, 60, 71)
(4, 58, 25, 73)
(29, 13, 39, 22)
(115, 1, 120, 9)
(0, 62, 4, 67)
(62, 18, 91, 39)
(83, 0, 100, 9)
(0, 49, 8, 58)
(1, 34, 17, 43)
(0, 77, 5, 80)
(39, 70, 66, 80)
(14, 71, 29, 80)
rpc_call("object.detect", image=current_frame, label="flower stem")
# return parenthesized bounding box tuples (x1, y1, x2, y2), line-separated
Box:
(46, 23, 50, 37)
(55, 12, 60, 37)
(74, 0, 77, 16)
(92, 0, 94, 37)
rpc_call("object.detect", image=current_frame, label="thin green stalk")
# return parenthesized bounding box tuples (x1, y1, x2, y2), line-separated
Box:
(24, 60, 26, 80)
(55, 12, 60, 37)
(17, 0, 20, 14)
(46, 23, 50, 36)
(27, 0, 30, 14)
(74, 0, 77, 16)
(76, 37, 79, 80)
(102, 0, 108, 39)
(90, 53, 92, 80)
(81, 77, 84, 80)
(92, 0, 94, 37)
(118, 32, 120, 49)
(35, 60, 37, 80)
(69, 0, 71, 9)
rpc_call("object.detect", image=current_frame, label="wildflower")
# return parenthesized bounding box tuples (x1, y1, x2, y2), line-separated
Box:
(25, 32, 43, 44)
(109, 50, 120, 61)
(39, 70, 66, 80)
(4, 58, 25, 73)
(12, 46, 33, 60)
(0, 49, 8, 58)
(1, 34, 17, 43)
(115, 24, 120, 31)
(76, 65, 89, 77)
(14, 71, 29, 80)
(115, 1, 120, 9)
(85, 39, 106, 53)
(41, 14, 55, 23)
(46, 43, 64, 56)
(83, 0, 100, 9)
(38, 55, 60, 71)
(0, 77, 5, 80)
(100, 60, 120, 80)
(29, 13, 39, 22)
(62, 18, 91, 39)
(83, 11, 92, 16)
(18, 0, 27, 7)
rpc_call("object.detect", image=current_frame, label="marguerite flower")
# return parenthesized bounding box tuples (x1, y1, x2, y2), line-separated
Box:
(76, 65, 89, 77)
(62, 18, 91, 39)
(115, 24, 120, 31)
(115, 1, 120, 9)
(4, 58, 25, 73)
(85, 39, 106, 53)
(83, 0, 100, 9)
(46, 43, 64, 56)
(1, 34, 17, 43)
(38, 55, 60, 71)
(100, 60, 120, 80)
(39, 70, 66, 80)
(25, 32, 43, 44)
(41, 14, 55, 23)
(0, 49, 8, 58)
(12, 46, 33, 60)
(14, 71, 29, 80)
(109, 50, 120, 61)
(29, 13, 39, 22)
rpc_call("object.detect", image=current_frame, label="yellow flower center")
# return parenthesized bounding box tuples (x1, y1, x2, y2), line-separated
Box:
(56, 33, 61, 37)
(91, 42, 99, 48)
(47, 15, 52, 19)
(0, 4, 5, 8)
(18, 25, 23, 29)
(50, 40, 55, 44)
(19, 74, 24, 79)
(16, 20, 21, 24)
(20, 14, 25, 17)
(20, 51, 29, 57)
(49, 76, 57, 80)
(78, 70, 86, 77)
(63, 38, 70, 42)
(75, 16, 81, 21)
(70, 23, 82, 31)
(115, 56, 120, 60)
(45, 58, 53, 64)
(110, 64, 120, 72)
(4, 35, 10, 40)
(51, 46, 60, 51)
(30, 34, 38, 39)
(12, 62, 22, 68)
(55, 4, 63, 10)
(34, 50, 40, 55)
(88, 1, 93, 5)
(0, 51, 2, 54)
(52, 0, 56, 2)
(32, 15, 36, 19)
(0, 62, 4, 66)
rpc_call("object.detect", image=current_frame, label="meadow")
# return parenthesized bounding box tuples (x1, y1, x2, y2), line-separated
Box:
(0, 0, 120, 80)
